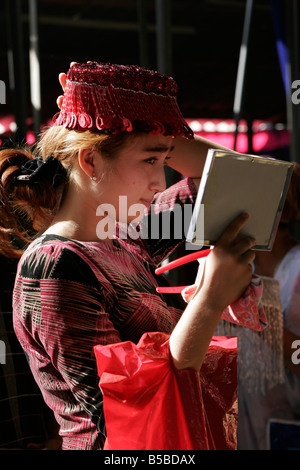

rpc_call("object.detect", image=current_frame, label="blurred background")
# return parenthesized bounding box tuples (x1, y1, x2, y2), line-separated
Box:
(0, 0, 299, 162)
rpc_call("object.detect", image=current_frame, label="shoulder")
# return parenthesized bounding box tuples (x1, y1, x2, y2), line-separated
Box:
(18, 235, 100, 289)
(275, 245, 300, 297)
(279, 245, 300, 274)
(152, 177, 197, 208)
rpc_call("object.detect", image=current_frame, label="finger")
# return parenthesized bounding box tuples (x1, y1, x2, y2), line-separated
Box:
(59, 62, 77, 90)
(231, 236, 256, 256)
(217, 213, 249, 246)
(56, 95, 64, 110)
(59, 73, 67, 91)
(240, 249, 256, 265)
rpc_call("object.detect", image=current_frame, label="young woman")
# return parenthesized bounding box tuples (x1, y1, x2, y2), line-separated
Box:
(0, 62, 256, 450)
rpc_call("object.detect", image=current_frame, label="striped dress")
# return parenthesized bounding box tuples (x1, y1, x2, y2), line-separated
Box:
(13, 177, 196, 450)
(0, 256, 48, 449)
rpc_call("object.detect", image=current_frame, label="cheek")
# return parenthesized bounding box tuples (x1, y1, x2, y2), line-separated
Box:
(108, 161, 150, 198)
(118, 167, 147, 189)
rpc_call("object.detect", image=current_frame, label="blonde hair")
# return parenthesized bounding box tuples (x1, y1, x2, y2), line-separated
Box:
(0, 126, 134, 257)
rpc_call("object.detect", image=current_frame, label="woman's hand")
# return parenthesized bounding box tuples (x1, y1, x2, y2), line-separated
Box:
(56, 62, 77, 109)
(169, 212, 256, 371)
(56, 73, 66, 110)
(198, 212, 256, 312)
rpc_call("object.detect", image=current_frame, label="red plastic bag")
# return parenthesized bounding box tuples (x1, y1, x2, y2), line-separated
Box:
(94, 332, 237, 450)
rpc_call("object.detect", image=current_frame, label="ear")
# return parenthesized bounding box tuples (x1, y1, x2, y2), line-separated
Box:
(77, 147, 102, 179)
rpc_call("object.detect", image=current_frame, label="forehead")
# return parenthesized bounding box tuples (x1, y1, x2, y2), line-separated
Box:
(124, 133, 175, 154)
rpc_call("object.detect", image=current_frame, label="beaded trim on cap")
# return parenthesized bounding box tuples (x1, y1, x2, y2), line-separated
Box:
(54, 62, 194, 139)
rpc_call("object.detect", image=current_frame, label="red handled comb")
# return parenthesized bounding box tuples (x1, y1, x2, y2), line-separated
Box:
(155, 248, 212, 293)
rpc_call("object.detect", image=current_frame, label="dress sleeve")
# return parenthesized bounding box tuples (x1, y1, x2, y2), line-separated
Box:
(137, 177, 198, 266)
(13, 242, 122, 448)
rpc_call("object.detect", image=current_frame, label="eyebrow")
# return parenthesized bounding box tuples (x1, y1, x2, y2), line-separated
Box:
(143, 145, 175, 154)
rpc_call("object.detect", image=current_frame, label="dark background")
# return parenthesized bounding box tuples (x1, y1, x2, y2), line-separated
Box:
(0, 0, 289, 134)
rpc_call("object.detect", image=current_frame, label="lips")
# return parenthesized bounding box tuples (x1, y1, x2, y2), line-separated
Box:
(140, 198, 153, 207)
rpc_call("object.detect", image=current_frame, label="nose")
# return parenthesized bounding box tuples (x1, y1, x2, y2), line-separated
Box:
(149, 166, 166, 193)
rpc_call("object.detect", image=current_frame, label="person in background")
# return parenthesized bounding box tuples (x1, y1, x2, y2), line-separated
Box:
(234, 162, 300, 450)
(255, 163, 300, 378)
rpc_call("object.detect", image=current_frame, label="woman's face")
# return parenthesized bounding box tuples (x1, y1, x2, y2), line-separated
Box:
(95, 133, 174, 224)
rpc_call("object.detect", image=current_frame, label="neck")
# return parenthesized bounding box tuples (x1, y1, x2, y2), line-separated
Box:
(43, 182, 115, 243)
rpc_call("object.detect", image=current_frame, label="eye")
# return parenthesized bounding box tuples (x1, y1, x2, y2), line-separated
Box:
(144, 157, 157, 165)
(144, 155, 171, 166)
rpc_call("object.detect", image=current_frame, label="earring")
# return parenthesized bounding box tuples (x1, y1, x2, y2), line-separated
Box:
(91, 175, 96, 181)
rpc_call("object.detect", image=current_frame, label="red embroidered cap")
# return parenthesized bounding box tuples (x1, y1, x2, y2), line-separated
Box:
(54, 61, 193, 139)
